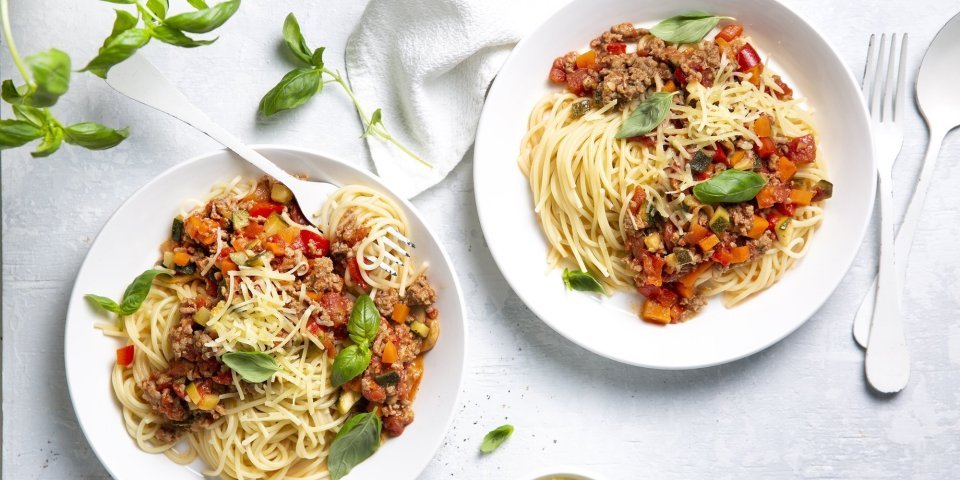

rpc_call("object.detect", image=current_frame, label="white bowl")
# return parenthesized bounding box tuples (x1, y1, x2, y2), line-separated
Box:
(64, 145, 467, 479)
(474, 0, 875, 369)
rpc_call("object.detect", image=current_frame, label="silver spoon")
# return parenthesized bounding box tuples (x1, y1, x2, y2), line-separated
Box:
(852, 12, 960, 349)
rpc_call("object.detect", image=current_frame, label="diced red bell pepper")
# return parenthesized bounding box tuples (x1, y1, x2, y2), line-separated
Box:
(641, 252, 665, 287)
(787, 134, 817, 164)
(713, 144, 728, 165)
(248, 201, 284, 218)
(300, 229, 330, 258)
(737, 43, 761, 72)
(674, 66, 688, 84)
(116, 345, 135, 367)
(755, 137, 776, 158)
(347, 256, 369, 292)
(606, 43, 627, 54)
(715, 24, 744, 43)
(549, 67, 566, 84)
(712, 246, 733, 267)
(776, 202, 796, 217)
(772, 76, 793, 99)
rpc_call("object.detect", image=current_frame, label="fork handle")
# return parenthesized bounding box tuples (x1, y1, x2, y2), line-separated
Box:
(852, 127, 946, 347)
(864, 170, 910, 393)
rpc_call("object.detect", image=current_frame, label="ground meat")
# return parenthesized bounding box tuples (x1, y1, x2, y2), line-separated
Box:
(729, 204, 755, 235)
(374, 288, 400, 317)
(595, 55, 671, 106)
(305, 257, 343, 293)
(404, 274, 436, 306)
(669, 41, 725, 87)
(169, 312, 215, 363)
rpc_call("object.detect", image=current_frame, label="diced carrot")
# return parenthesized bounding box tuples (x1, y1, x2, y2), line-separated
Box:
(641, 300, 673, 325)
(575, 50, 598, 70)
(777, 157, 798, 182)
(684, 222, 711, 245)
(265, 236, 285, 255)
(173, 251, 191, 267)
(116, 345, 135, 367)
(221, 258, 238, 273)
(662, 80, 676, 93)
(712, 246, 733, 266)
(756, 184, 778, 209)
(715, 24, 744, 43)
(698, 234, 720, 252)
(728, 150, 747, 168)
(321, 335, 337, 359)
(729, 245, 751, 264)
(382, 341, 398, 364)
(679, 262, 713, 289)
(746, 64, 763, 87)
(675, 282, 694, 299)
(754, 115, 772, 137)
(279, 226, 299, 245)
(391, 303, 410, 324)
(789, 189, 815, 206)
(745, 215, 769, 239)
(305, 290, 321, 301)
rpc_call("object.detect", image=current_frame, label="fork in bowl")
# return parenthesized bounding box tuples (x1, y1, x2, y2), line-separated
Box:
(861, 33, 910, 393)
(104, 54, 413, 275)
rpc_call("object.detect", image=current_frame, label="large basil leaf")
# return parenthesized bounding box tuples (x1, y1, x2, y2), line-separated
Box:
(186, 0, 209, 9)
(31, 126, 64, 157)
(23, 49, 71, 107)
(82, 28, 152, 78)
(85, 294, 122, 314)
(150, 25, 217, 48)
(11, 104, 47, 128)
(328, 412, 382, 480)
(480, 424, 514, 453)
(146, 0, 168, 18)
(693, 169, 767, 204)
(221, 351, 279, 382)
(615, 92, 675, 139)
(282, 13, 312, 64)
(0, 120, 43, 148)
(0, 80, 28, 105)
(258, 67, 321, 116)
(64, 122, 129, 150)
(85, 267, 173, 316)
(330, 344, 371, 388)
(164, 0, 240, 34)
(106, 9, 139, 46)
(347, 295, 380, 345)
(650, 12, 731, 44)
(561, 268, 605, 294)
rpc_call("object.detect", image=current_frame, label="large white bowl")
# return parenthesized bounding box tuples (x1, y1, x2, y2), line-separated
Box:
(64, 146, 466, 479)
(474, 0, 875, 369)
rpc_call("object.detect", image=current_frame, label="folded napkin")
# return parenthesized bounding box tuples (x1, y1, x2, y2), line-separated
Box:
(345, 0, 568, 198)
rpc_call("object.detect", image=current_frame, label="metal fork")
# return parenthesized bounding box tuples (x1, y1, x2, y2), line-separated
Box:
(861, 34, 910, 393)
(103, 54, 412, 275)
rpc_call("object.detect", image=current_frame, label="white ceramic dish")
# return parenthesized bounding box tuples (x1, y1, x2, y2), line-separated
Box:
(64, 146, 467, 479)
(474, 0, 875, 369)
(523, 466, 609, 480)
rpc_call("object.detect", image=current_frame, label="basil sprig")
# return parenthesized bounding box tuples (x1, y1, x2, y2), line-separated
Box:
(615, 92, 675, 139)
(259, 13, 430, 168)
(85, 267, 174, 316)
(331, 294, 380, 387)
(562, 268, 605, 294)
(221, 351, 279, 383)
(164, 0, 239, 33)
(650, 12, 733, 44)
(328, 411, 382, 480)
(693, 169, 767, 204)
(480, 424, 514, 453)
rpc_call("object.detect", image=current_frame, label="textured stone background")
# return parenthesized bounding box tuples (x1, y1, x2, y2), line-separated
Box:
(3, 0, 959, 478)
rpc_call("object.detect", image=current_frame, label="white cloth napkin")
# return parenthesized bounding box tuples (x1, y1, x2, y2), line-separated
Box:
(345, 0, 567, 198)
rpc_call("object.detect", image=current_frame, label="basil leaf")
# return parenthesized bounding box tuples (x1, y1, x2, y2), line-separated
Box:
(347, 295, 380, 345)
(84, 294, 122, 314)
(11, 104, 47, 128)
(31, 126, 64, 157)
(311, 47, 325, 69)
(480, 424, 514, 453)
(0, 80, 28, 105)
(150, 25, 217, 48)
(615, 92, 675, 139)
(282, 13, 312, 64)
(561, 268, 605, 294)
(146, 0, 168, 18)
(105, 9, 139, 46)
(23, 49, 71, 107)
(361, 108, 382, 139)
(258, 67, 321, 116)
(164, 0, 240, 34)
(221, 351, 279, 382)
(692, 169, 767, 204)
(64, 122, 129, 149)
(0, 119, 43, 148)
(331, 344, 371, 388)
(650, 12, 731, 44)
(82, 28, 151, 78)
(329, 412, 382, 480)
(186, 0, 209, 9)
(118, 267, 174, 315)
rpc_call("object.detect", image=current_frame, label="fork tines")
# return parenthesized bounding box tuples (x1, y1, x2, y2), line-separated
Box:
(862, 33, 908, 122)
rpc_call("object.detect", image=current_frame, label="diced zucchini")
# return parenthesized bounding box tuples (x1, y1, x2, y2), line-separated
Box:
(162, 251, 175, 269)
(337, 390, 360, 415)
(232, 210, 250, 230)
(643, 202, 663, 228)
(674, 248, 694, 266)
(690, 150, 711, 174)
(664, 253, 679, 270)
(194, 307, 211, 326)
(228, 252, 248, 266)
(753, 154, 763, 171)
(264, 213, 286, 236)
(709, 206, 730, 234)
(270, 183, 294, 204)
(681, 195, 699, 213)
(410, 321, 429, 338)
(812, 179, 834, 201)
(174, 262, 196, 275)
(374, 371, 401, 386)
(171, 217, 184, 243)
(775, 217, 794, 245)
(644, 232, 663, 252)
(571, 99, 592, 117)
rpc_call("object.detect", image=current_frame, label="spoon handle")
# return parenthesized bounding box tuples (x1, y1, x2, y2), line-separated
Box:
(852, 127, 947, 348)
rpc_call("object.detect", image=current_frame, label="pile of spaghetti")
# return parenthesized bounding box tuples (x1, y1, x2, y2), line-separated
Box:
(96, 176, 440, 479)
(520, 19, 833, 323)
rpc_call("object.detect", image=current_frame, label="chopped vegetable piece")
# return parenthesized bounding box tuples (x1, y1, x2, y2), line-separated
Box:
(713, 144, 728, 165)
(675, 282, 694, 299)
(231, 210, 250, 230)
(300, 229, 330, 258)
(566, 69, 590, 95)
(186, 382, 220, 411)
(698, 234, 720, 252)
(789, 189, 815, 206)
(729, 150, 748, 169)
(264, 236, 286, 255)
(745, 64, 763, 87)
(116, 345, 135, 367)
(715, 23, 743, 42)
(674, 248, 694, 266)
(171, 217, 184, 243)
(374, 371, 400, 386)
(264, 213, 287, 236)
(729, 245, 751, 264)
(410, 320, 430, 338)
(391, 303, 410, 324)
(812, 180, 834, 201)
(709, 207, 731, 234)
(679, 262, 712, 289)
(381, 341, 398, 364)
(737, 43, 761, 72)
(575, 50, 598, 70)
(690, 150, 712, 174)
(571, 99, 592, 117)
(162, 251, 175, 269)
(712, 246, 733, 266)
(195, 307, 211, 326)
(774, 216, 794, 244)
(184, 215, 219, 245)
(228, 251, 248, 266)
(173, 251, 191, 267)
(549, 57, 566, 84)
(270, 183, 294, 203)
(684, 222, 711, 245)
(674, 65, 687, 84)
(777, 157, 798, 182)
(606, 42, 627, 54)
(248, 201, 284, 218)
(221, 258, 238, 273)
(662, 80, 677, 93)
(337, 390, 361, 415)
(776, 202, 796, 217)
(787, 134, 817, 164)
(347, 256, 369, 292)
(754, 115, 772, 137)
(644, 232, 663, 252)
(641, 300, 672, 324)
(755, 137, 776, 158)
(755, 183, 790, 209)
(745, 215, 769, 239)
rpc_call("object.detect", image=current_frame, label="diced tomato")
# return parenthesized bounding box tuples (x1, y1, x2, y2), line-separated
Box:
(575, 50, 599, 70)
(566, 69, 591, 96)
(212, 368, 233, 385)
(628, 186, 646, 215)
(640, 252, 664, 287)
(787, 134, 817, 164)
(737, 43, 761, 72)
(240, 222, 263, 239)
(755, 137, 776, 158)
(347, 256, 369, 292)
(712, 246, 733, 267)
(772, 76, 793, 99)
(116, 345, 135, 367)
(549, 57, 567, 84)
(606, 42, 627, 54)
(636, 284, 678, 307)
(319, 292, 353, 329)
(713, 144, 728, 165)
(715, 24, 744, 43)
(674, 66, 687, 84)
(756, 183, 792, 209)
(300, 229, 330, 258)
(766, 213, 781, 233)
(776, 202, 796, 217)
(248, 201, 284, 218)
